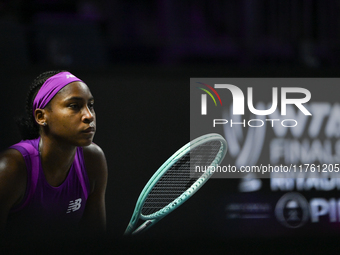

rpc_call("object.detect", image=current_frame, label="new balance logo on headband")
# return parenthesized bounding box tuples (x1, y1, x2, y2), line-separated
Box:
(66, 74, 76, 79)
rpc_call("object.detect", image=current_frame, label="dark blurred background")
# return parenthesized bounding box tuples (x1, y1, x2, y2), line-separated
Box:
(1, 0, 340, 69)
(1, 0, 340, 254)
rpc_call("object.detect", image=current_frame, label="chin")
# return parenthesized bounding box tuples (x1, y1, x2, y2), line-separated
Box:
(75, 137, 94, 147)
(80, 139, 94, 147)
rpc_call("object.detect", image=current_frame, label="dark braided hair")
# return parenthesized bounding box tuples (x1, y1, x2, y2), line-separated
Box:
(16, 70, 67, 140)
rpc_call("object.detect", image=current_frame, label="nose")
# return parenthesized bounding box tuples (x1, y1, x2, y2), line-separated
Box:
(82, 105, 95, 123)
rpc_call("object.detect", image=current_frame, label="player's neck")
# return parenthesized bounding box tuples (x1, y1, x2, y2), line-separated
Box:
(38, 136, 77, 177)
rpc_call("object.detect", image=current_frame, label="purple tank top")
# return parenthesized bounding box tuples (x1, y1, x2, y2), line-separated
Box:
(6, 137, 90, 234)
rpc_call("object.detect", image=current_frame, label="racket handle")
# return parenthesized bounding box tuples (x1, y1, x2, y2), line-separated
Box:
(124, 224, 134, 235)
(132, 220, 154, 235)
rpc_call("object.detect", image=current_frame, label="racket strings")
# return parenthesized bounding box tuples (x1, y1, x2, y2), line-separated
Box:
(141, 141, 221, 216)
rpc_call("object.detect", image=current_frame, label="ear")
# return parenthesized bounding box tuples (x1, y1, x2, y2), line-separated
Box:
(34, 108, 48, 127)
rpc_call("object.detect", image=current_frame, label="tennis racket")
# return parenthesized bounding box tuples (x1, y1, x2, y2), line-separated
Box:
(124, 133, 227, 235)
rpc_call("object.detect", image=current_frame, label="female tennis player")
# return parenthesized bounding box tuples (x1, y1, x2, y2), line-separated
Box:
(0, 70, 108, 238)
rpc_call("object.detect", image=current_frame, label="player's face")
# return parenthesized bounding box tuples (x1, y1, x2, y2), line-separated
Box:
(45, 81, 96, 147)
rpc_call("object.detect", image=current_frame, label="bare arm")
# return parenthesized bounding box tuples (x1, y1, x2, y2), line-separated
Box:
(0, 149, 27, 233)
(81, 143, 108, 235)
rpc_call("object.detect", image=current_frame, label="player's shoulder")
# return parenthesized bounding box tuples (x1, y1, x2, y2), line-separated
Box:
(0, 148, 26, 173)
(82, 143, 107, 194)
(0, 148, 27, 188)
(82, 143, 107, 175)
(82, 143, 105, 162)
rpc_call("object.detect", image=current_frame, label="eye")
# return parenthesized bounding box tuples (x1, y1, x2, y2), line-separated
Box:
(88, 102, 94, 109)
(68, 103, 79, 110)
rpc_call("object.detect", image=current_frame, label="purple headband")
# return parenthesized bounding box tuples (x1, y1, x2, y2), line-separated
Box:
(32, 72, 82, 117)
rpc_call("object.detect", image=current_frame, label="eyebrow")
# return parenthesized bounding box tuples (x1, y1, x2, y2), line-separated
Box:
(64, 96, 94, 102)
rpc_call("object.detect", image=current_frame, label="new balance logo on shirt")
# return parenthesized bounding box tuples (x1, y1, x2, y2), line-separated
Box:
(66, 198, 82, 213)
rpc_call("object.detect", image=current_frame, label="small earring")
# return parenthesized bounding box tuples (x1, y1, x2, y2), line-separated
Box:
(43, 122, 47, 126)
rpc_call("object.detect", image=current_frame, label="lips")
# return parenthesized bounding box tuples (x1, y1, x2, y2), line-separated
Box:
(83, 127, 95, 133)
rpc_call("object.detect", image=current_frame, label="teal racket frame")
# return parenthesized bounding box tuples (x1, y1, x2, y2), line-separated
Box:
(124, 133, 228, 235)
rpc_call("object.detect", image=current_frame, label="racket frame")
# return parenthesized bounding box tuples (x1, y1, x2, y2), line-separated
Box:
(124, 133, 227, 235)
